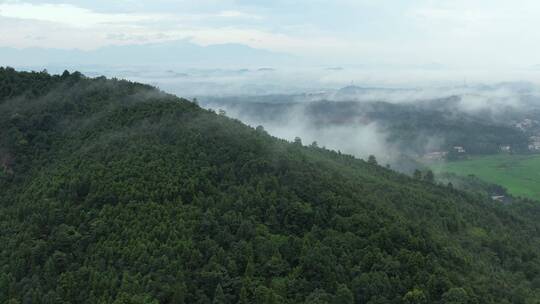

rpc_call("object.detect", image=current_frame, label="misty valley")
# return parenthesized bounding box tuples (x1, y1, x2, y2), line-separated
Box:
(200, 83, 540, 202)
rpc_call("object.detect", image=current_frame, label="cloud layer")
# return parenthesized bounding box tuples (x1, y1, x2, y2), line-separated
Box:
(2, 0, 540, 68)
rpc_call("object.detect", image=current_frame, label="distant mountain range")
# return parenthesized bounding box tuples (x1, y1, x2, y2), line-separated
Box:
(0, 40, 295, 68)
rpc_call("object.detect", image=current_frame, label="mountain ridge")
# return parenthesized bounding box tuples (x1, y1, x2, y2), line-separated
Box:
(0, 67, 539, 303)
(0, 41, 295, 68)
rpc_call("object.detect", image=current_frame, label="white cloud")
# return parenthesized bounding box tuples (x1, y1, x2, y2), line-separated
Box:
(0, 2, 349, 55)
(0, 2, 278, 51)
(2, 0, 540, 69)
(215, 10, 262, 20)
(0, 2, 165, 28)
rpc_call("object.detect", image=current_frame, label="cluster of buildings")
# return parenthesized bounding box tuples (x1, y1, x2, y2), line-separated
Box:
(514, 118, 537, 131)
(529, 136, 540, 151)
(500, 145, 511, 152)
(511, 119, 540, 152)
(423, 151, 448, 161)
(422, 134, 540, 161)
(453, 146, 466, 153)
(422, 146, 467, 161)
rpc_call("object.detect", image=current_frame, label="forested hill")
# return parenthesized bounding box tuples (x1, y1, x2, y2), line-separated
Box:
(1, 67, 540, 304)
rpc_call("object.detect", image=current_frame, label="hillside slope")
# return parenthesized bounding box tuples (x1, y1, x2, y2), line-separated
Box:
(1, 68, 540, 304)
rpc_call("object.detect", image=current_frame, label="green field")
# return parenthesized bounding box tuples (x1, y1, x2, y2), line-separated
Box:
(431, 154, 540, 200)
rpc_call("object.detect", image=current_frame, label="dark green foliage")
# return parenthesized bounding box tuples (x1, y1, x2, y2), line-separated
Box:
(424, 170, 435, 183)
(441, 288, 469, 304)
(1, 68, 540, 303)
(403, 289, 427, 304)
(436, 173, 509, 198)
(213, 284, 227, 304)
(334, 284, 354, 304)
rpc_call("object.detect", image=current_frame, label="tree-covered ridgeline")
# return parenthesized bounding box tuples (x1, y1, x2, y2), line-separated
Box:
(1, 67, 540, 303)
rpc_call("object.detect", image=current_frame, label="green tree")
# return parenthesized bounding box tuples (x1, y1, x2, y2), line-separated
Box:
(424, 170, 435, 183)
(171, 281, 187, 304)
(213, 284, 227, 304)
(112, 293, 159, 304)
(403, 288, 427, 304)
(334, 284, 353, 304)
(442, 288, 469, 304)
(244, 259, 255, 278)
(305, 289, 332, 304)
(368, 155, 377, 165)
(264, 290, 278, 304)
(255, 125, 266, 133)
(238, 286, 249, 304)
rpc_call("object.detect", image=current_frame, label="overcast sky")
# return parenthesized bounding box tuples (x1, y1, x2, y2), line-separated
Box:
(1, 0, 539, 68)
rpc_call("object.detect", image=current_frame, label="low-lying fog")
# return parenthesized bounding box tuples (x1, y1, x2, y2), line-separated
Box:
(38, 65, 540, 97)
(125, 66, 540, 168)
(29, 65, 540, 169)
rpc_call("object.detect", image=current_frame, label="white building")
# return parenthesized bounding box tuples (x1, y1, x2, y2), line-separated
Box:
(500, 145, 511, 152)
(453, 146, 466, 153)
(423, 151, 448, 161)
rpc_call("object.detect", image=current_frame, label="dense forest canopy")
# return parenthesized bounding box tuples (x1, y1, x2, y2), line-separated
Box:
(1, 67, 540, 303)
